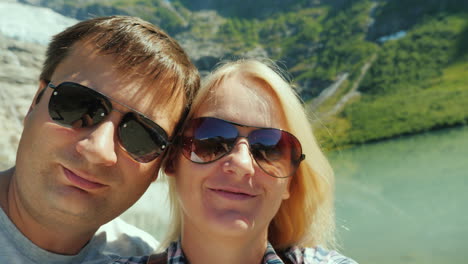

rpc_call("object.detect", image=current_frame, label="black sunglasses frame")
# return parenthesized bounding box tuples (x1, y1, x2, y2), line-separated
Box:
(46, 82, 170, 163)
(180, 117, 305, 178)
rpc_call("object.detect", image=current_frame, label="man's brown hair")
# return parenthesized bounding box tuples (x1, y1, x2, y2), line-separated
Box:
(40, 16, 199, 115)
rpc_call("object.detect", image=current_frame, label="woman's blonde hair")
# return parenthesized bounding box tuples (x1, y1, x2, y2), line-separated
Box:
(160, 58, 336, 250)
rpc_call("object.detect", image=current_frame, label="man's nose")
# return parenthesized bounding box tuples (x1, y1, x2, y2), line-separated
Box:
(75, 116, 118, 166)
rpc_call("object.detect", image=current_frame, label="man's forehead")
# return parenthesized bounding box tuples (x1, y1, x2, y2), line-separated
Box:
(109, 83, 184, 132)
(53, 41, 186, 133)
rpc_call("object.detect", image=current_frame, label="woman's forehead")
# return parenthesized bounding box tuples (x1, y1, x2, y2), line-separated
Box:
(196, 74, 286, 129)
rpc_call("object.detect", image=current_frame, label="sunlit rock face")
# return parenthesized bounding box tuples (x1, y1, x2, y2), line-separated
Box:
(0, 1, 77, 169)
(0, 34, 43, 169)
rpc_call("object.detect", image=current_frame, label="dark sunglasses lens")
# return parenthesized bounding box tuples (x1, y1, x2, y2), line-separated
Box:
(249, 129, 302, 178)
(182, 117, 237, 163)
(118, 113, 169, 163)
(48, 83, 111, 128)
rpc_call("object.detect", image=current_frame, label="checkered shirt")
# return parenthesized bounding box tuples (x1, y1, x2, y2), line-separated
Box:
(111, 239, 357, 264)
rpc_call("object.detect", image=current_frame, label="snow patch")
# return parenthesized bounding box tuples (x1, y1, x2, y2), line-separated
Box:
(0, 2, 78, 45)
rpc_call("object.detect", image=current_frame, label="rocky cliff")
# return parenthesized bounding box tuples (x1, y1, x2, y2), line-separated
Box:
(0, 1, 76, 170)
(0, 34, 44, 169)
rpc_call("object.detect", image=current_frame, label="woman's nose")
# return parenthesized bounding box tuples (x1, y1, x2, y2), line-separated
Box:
(222, 139, 256, 177)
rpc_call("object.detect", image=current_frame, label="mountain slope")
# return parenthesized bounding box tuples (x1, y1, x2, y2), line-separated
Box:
(15, 0, 468, 149)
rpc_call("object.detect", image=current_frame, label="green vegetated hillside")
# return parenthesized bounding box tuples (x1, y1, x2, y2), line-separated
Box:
(28, 0, 468, 150)
(315, 4, 468, 150)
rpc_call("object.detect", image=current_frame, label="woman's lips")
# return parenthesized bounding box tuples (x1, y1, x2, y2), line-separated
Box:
(210, 188, 256, 201)
(63, 167, 106, 190)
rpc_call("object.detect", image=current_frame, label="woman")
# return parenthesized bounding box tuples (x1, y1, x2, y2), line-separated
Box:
(114, 59, 357, 264)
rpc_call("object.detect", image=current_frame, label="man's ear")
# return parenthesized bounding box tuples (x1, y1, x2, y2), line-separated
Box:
(164, 158, 176, 177)
(150, 170, 160, 182)
(26, 80, 48, 116)
(161, 147, 180, 177)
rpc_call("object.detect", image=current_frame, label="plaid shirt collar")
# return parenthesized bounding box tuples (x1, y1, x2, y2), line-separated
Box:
(166, 239, 291, 264)
(112, 239, 357, 264)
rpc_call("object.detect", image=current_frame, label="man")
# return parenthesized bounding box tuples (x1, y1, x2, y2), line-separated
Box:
(0, 16, 199, 263)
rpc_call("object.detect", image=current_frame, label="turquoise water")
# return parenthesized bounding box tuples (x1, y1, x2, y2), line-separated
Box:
(122, 126, 468, 263)
(331, 126, 468, 264)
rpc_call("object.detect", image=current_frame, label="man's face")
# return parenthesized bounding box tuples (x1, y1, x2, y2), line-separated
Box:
(14, 42, 183, 230)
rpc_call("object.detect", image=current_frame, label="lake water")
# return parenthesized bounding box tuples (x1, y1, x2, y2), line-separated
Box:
(332, 126, 468, 264)
(121, 126, 468, 263)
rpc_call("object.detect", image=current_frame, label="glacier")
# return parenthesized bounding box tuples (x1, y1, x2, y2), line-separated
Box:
(0, 1, 78, 45)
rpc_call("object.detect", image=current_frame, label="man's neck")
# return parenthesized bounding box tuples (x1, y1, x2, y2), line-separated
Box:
(0, 168, 14, 218)
(0, 167, 96, 255)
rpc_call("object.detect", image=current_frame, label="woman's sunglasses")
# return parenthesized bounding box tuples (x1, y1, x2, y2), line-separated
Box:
(46, 82, 169, 163)
(180, 117, 305, 178)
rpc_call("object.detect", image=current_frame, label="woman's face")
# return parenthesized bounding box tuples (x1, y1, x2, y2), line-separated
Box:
(172, 74, 292, 240)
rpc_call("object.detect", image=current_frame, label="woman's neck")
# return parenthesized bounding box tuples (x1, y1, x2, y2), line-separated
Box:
(181, 225, 269, 264)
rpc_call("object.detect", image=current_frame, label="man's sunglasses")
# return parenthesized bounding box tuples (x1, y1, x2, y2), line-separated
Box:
(180, 117, 305, 178)
(46, 82, 169, 163)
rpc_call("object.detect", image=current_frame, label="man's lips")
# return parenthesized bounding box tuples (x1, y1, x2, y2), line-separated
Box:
(209, 188, 257, 201)
(63, 167, 107, 190)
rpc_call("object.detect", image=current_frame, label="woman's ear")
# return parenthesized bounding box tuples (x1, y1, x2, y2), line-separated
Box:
(282, 177, 292, 200)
